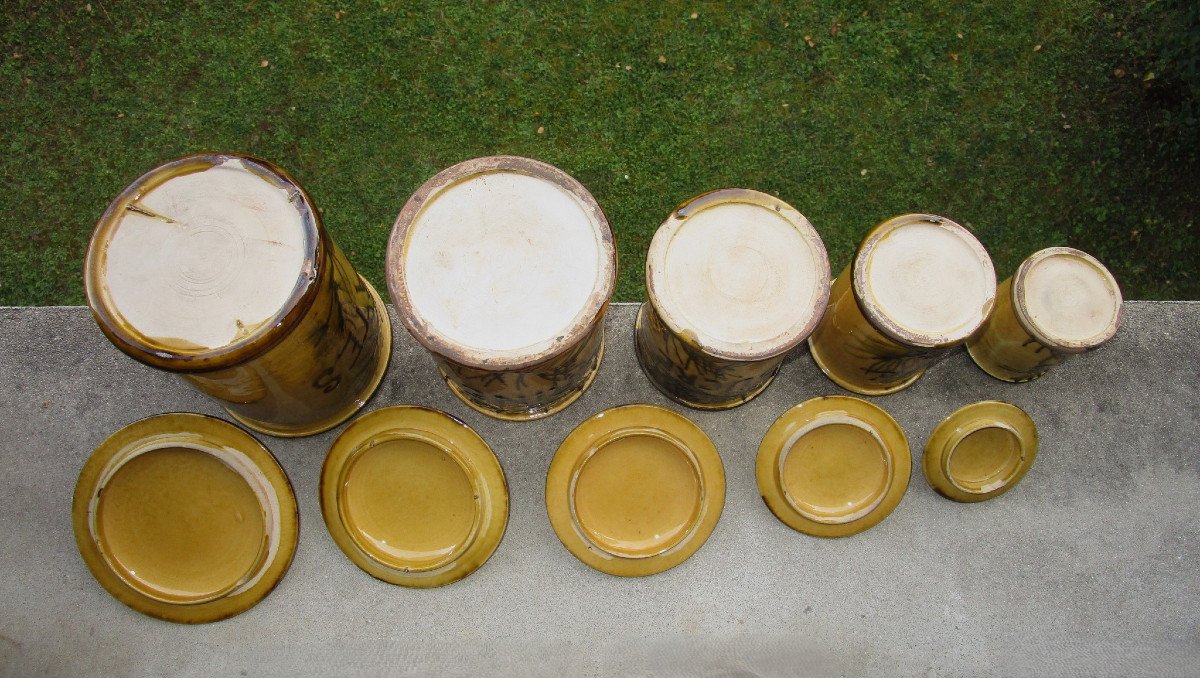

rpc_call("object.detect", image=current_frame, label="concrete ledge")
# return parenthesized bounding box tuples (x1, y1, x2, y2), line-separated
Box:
(1, 302, 1197, 676)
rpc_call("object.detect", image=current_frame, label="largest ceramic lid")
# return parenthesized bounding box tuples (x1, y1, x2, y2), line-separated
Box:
(387, 156, 616, 370)
(646, 189, 831, 361)
(853, 214, 996, 348)
(85, 153, 321, 371)
(72, 413, 298, 623)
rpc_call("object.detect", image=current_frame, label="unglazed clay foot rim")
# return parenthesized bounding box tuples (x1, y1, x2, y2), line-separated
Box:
(756, 396, 911, 538)
(227, 275, 393, 437)
(807, 334, 924, 396)
(72, 413, 298, 624)
(546, 404, 726, 577)
(923, 401, 1038, 503)
(438, 337, 606, 422)
(320, 406, 509, 588)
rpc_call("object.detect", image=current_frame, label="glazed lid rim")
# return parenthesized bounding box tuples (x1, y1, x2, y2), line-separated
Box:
(755, 395, 912, 538)
(385, 155, 617, 371)
(319, 405, 509, 587)
(545, 403, 726, 576)
(645, 188, 832, 361)
(922, 400, 1039, 502)
(71, 412, 299, 623)
(83, 152, 324, 373)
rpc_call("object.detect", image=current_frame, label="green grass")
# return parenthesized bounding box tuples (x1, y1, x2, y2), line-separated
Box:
(1, 0, 1197, 304)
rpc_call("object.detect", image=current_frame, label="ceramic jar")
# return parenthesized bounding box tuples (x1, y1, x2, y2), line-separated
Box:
(635, 189, 830, 409)
(966, 247, 1123, 382)
(387, 156, 616, 421)
(808, 214, 996, 395)
(84, 153, 392, 437)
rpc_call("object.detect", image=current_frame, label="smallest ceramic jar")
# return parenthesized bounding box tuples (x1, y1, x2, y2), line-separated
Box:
(967, 247, 1123, 382)
(808, 214, 996, 395)
(72, 413, 299, 623)
(320, 406, 508, 588)
(923, 401, 1038, 502)
(636, 189, 831, 409)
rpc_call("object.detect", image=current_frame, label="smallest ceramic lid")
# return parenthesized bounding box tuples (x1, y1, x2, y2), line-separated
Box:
(646, 189, 831, 360)
(321, 406, 508, 588)
(546, 404, 725, 576)
(923, 401, 1038, 503)
(757, 396, 911, 538)
(1013, 247, 1122, 351)
(85, 154, 320, 370)
(72, 413, 299, 623)
(854, 214, 996, 347)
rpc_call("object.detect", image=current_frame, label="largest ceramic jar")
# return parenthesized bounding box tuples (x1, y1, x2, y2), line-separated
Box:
(386, 156, 616, 421)
(85, 153, 392, 437)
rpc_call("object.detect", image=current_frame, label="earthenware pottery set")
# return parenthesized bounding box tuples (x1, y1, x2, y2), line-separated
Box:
(74, 153, 1123, 622)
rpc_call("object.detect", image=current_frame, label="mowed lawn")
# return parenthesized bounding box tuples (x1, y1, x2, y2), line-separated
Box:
(1, 0, 1196, 304)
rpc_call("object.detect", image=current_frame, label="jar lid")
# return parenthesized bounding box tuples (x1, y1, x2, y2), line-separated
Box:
(320, 406, 508, 587)
(646, 189, 831, 361)
(757, 396, 911, 537)
(546, 404, 725, 576)
(72, 413, 298, 623)
(84, 153, 322, 372)
(853, 214, 996, 348)
(1012, 247, 1122, 351)
(923, 401, 1038, 502)
(387, 156, 616, 370)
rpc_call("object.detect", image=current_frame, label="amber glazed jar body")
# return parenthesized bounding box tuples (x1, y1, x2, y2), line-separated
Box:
(635, 189, 830, 410)
(387, 155, 616, 421)
(808, 214, 996, 395)
(85, 153, 391, 437)
(967, 247, 1123, 382)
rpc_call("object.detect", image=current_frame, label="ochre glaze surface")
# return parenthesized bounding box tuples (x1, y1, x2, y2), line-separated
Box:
(573, 433, 701, 557)
(342, 438, 477, 570)
(922, 401, 1039, 503)
(96, 446, 265, 603)
(635, 302, 782, 409)
(966, 278, 1068, 382)
(545, 404, 725, 577)
(781, 423, 889, 523)
(808, 269, 948, 394)
(756, 396, 911, 538)
(320, 406, 508, 588)
(946, 426, 1023, 493)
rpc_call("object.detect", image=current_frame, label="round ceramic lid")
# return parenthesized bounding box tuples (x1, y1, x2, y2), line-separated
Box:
(756, 396, 911, 538)
(646, 189, 831, 360)
(387, 156, 616, 369)
(72, 413, 298, 623)
(1013, 247, 1122, 350)
(923, 401, 1038, 503)
(546, 404, 725, 576)
(853, 214, 996, 348)
(321, 406, 508, 588)
(85, 154, 320, 368)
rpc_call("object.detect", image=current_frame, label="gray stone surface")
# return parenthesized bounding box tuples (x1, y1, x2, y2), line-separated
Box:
(0, 302, 1197, 677)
